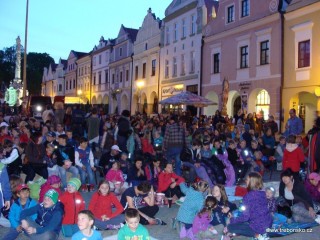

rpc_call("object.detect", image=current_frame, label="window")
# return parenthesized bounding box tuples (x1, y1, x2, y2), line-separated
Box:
(151, 59, 156, 76)
(298, 40, 310, 68)
(126, 69, 129, 81)
(174, 23, 178, 41)
(78, 69, 81, 76)
(227, 5, 235, 23)
(260, 40, 269, 65)
(98, 72, 101, 84)
(119, 47, 123, 57)
(240, 46, 248, 68)
(142, 63, 146, 78)
(105, 70, 109, 83)
(99, 55, 101, 64)
(166, 26, 170, 44)
(241, 0, 249, 18)
(66, 81, 68, 90)
(135, 66, 138, 80)
(93, 57, 96, 66)
(213, 53, 220, 73)
(93, 75, 96, 85)
(182, 19, 186, 38)
(256, 90, 270, 120)
(85, 66, 87, 75)
(145, 43, 148, 50)
(190, 51, 195, 73)
(120, 71, 123, 82)
(181, 54, 185, 75)
(191, 15, 196, 35)
(173, 57, 177, 77)
(59, 84, 62, 92)
(112, 74, 115, 84)
(105, 52, 109, 62)
(73, 79, 76, 89)
(165, 60, 169, 78)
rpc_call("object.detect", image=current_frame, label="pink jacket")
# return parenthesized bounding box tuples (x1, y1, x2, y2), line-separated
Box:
(105, 169, 125, 183)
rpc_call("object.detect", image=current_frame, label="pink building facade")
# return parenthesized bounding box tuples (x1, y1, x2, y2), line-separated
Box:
(202, 0, 283, 121)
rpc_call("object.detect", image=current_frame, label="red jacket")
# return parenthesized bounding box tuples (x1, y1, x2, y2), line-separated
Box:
(158, 171, 184, 193)
(59, 191, 85, 224)
(88, 192, 124, 220)
(283, 144, 305, 173)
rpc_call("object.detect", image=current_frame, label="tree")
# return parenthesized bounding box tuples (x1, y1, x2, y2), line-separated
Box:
(0, 46, 17, 87)
(23, 52, 54, 95)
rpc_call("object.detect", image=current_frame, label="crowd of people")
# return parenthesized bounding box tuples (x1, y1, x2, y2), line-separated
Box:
(0, 102, 320, 240)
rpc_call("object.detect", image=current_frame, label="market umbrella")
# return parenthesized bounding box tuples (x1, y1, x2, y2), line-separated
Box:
(159, 91, 217, 107)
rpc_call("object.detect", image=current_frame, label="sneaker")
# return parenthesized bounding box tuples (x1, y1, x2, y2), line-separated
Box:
(176, 197, 185, 205)
(255, 234, 269, 240)
(155, 218, 167, 225)
(89, 184, 95, 192)
(315, 215, 320, 224)
(81, 184, 87, 192)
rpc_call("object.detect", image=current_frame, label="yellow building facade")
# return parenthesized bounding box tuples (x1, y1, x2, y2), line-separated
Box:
(283, 0, 320, 133)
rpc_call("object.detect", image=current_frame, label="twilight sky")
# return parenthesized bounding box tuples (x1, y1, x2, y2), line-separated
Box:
(0, 0, 172, 62)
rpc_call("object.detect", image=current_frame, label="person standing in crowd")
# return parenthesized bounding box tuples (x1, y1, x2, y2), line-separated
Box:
(115, 110, 131, 152)
(163, 115, 187, 176)
(284, 108, 303, 136)
(0, 160, 11, 228)
(86, 108, 100, 147)
(263, 114, 278, 136)
(23, 132, 47, 183)
(309, 117, 320, 172)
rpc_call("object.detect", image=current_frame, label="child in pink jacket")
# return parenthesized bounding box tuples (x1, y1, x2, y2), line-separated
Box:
(105, 161, 128, 195)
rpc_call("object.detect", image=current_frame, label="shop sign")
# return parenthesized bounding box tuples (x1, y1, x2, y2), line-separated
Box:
(162, 85, 183, 96)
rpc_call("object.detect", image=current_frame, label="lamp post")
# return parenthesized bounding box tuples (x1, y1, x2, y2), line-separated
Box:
(77, 89, 82, 105)
(136, 80, 145, 113)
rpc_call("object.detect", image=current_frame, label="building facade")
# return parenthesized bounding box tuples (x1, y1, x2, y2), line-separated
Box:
(76, 54, 91, 104)
(109, 25, 138, 114)
(202, 0, 283, 121)
(283, 0, 320, 133)
(160, 0, 217, 115)
(132, 8, 162, 114)
(64, 50, 87, 97)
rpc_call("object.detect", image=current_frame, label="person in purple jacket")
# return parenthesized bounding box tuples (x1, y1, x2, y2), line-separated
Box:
(227, 172, 272, 239)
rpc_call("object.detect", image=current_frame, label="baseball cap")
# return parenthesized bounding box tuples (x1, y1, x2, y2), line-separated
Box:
(111, 145, 122, 152)
(16, 184, 30, 192)
(46, 131, 56, 137)
(0, 122, 9, 128)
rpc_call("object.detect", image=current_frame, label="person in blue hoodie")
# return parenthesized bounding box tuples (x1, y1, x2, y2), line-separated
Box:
(0, 161, 11, 228)
(2, 184, 37, 240)
(20, 189, 64, 240)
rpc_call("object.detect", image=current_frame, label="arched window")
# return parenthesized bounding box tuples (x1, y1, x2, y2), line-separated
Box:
(256, 90, 270, 120)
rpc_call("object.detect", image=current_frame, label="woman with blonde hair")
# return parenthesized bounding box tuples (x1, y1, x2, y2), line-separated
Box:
(227, 172, 272, 239)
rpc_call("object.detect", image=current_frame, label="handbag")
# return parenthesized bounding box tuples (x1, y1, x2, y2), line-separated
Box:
(180, 128, 192, 162)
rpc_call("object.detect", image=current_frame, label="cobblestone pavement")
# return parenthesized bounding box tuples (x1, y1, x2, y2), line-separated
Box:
(1, 170, 320, 239)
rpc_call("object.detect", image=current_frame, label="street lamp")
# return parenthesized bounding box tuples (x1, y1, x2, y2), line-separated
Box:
(77, 89, 82, 104)
(136, 80, 145, 113)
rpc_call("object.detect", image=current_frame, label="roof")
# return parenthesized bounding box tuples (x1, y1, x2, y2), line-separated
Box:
(60, 59, 67, 69)
(122, 26, 139, 42)
(72, 51, 88, 59)
(50, 63, 58, 72)
(286, 0, 320, 12)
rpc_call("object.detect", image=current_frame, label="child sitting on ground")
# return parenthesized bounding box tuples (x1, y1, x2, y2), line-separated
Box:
(72, 210, 102, 240)
(3, 184, 37, 240)
(105, 161, 128, 195)
(38, 175, 62, 203)
(191, 196, 223, 240)
(176, 180, 209, 237)
(265, 186, 287, 227)
(75, 137, 96, 192)
(227, 172, 272, 239)
(20, 189, 64, 240)
(118, 208, 150, 240)
(88, 180, 124, 230)
(59, 178, 85, 237)
(210, 184, 237, 227)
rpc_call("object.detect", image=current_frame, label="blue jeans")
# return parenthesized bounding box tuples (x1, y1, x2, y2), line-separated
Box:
(58, 166, 79, 188)
(94, 214, 125, 230)
(2, 228, 20, 240)
(166, 146, 182, 176)
(228, 222, 256, 237)
(77, 163, 95, 185)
